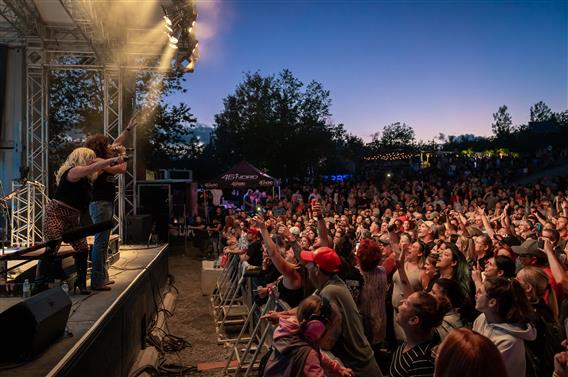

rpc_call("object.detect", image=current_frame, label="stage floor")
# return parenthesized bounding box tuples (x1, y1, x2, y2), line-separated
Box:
(0, 244, 168, 377)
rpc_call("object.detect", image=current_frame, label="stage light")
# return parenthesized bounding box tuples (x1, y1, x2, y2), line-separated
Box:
(169, 35, 178, 44)
(165, 24, 173, 33)
(169, 43, 178, 49)
(163, 15, 172, 26)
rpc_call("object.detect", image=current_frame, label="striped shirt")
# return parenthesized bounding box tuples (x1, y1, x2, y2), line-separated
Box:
(389, 339, 437, 377)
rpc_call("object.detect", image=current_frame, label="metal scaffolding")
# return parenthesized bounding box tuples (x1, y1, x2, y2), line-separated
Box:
(0, 0, 199, 245)
(10, 181, 48, 247)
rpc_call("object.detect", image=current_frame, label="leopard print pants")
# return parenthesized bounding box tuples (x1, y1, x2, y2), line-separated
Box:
(43, 200, 89, 253)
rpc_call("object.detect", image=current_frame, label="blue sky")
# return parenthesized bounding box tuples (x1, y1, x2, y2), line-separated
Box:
(167, 0, 567, 142)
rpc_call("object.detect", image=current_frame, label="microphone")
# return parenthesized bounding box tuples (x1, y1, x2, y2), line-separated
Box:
(61, 221, 114, 243)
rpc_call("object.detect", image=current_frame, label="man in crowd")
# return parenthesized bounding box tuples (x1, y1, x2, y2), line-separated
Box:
(301, 247, 383, 377)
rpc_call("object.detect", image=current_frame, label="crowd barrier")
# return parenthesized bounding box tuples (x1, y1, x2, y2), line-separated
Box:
(210, 254, 288, 376)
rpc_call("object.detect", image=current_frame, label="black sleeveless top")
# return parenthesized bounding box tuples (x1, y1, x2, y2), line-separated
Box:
(92, 171, 116, 202)
(54, 169, 92, 212)
(277, 278, 304, 309)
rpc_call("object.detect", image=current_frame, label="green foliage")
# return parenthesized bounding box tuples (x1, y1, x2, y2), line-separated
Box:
(138, 103, 199, 168)
(46, 65, 200, 180)
(208, 69, 361, 178)
(491, 105, 513, 138)
(554, 110, 568, 127)
(369, 122, 416, 152)
(530, 101, 553, 122)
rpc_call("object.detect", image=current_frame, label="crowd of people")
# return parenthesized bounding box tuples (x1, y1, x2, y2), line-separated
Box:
(204, 161, 568, 377)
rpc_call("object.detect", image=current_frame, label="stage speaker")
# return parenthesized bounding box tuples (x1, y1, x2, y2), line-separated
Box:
(0, 287, 71, 361)
(125, 214, 152, 244)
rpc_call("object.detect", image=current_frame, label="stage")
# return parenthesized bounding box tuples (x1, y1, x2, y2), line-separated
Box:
(0, 243, 169, 377)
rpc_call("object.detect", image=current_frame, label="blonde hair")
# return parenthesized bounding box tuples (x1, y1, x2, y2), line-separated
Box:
(517, 266, 559, 320)
(55, 147, 96, 186)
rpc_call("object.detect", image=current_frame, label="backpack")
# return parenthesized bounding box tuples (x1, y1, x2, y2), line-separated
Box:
(525, 315, 563, 377)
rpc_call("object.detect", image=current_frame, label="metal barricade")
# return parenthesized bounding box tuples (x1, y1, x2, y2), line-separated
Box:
(213, 258, 251, 344)
(224, 290, 290, 376)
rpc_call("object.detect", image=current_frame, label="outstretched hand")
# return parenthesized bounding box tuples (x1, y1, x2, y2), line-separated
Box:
(126, 116, 137, 131)
(260, 310, 281, 325)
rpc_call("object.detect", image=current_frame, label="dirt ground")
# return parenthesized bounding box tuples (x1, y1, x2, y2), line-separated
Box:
(166, 237, 228, 376)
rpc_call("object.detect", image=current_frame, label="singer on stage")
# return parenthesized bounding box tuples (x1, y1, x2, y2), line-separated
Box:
(36, 147, 126, 294)
(85, 117, 137, 291)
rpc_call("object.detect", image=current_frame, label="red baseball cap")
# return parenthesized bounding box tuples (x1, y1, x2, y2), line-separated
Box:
(300, 247, 341, 273)
(247, 227, 260, 236)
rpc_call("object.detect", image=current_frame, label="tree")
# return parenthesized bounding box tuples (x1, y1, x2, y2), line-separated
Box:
(530, 101, 553, 122)
(491, 105, 513, 138)
(138, 103, 199, 169)
(379, 122, 416, 150)
(47, 65, 197, 177)
(211, 69, 342, 178)
(554, 110, 568, 127)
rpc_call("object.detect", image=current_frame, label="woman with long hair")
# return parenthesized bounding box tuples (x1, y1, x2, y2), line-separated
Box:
(473, 276, 536, 377)
(517, 266, 563, 377)
(435, 242, 471, 298)
(85, 125, 132, 290)
(431, 278, 474, 339)
(253, 215, 304, 309)
(37, 147, 125, 294)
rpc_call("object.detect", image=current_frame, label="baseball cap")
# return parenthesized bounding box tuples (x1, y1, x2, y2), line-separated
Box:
(247, 227, 260, 237)
(300, 247, 341, 273)
(511, 238, 544, 257)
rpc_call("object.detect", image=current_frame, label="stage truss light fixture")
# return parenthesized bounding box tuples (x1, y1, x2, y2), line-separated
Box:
(161, 2, 200, 72)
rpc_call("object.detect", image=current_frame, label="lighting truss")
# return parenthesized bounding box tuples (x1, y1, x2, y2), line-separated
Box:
(0, 0, 198, 246)
(10, 181, 47, 247)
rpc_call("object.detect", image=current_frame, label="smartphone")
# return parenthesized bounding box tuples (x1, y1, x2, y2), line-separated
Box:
(538, 239, 545, 249)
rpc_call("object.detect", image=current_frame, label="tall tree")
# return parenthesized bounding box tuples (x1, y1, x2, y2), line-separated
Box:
(138, 103, 199, 169)
(379, 122, 416, 150)
(211, 70, 342, 178)
(555, 110, 568, 127)
(530, 101, 553, 122)
(491, 105, 513, 138)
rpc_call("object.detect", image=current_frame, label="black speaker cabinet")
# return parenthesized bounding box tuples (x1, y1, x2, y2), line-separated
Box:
(125, 214, 152, 244)
(0, 287, 72, 361)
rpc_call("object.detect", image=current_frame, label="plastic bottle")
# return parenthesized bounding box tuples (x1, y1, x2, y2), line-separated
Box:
(61, 281, 69, 295)
(22, 279, 31, 298)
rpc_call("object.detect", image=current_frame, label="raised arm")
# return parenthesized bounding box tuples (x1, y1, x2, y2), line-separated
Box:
(544, 239, 568, 293)
(113, 116, 137, 146)
(390, 232, 414, 298)
(456, 211, 471, 238)
(67, 156, 125, 182)
(253, 215, 301, 280)
(478, 207, 495, 239)
(312, 201, 331, 247)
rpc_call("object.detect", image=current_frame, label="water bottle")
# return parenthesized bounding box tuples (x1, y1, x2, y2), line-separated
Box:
(22, 279, 31, 298)
(61, 281, 69, 295)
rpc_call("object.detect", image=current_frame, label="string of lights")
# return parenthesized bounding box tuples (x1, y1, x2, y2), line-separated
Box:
(364, 150, 521, 161)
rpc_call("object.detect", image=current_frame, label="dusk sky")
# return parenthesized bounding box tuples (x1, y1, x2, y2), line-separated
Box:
(167, 0, 567, 142)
